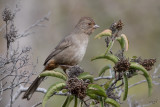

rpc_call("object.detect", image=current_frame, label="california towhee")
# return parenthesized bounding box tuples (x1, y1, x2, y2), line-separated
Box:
(22, 17, 99, 100)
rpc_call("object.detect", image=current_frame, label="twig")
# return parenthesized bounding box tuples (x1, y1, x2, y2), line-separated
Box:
(18, 12, 51, 39)
(154, 64, 160, 74)
(0, 82, 3, 101)
(94, 76, 112, 81)
(6, 85, 70, 107)
(6, 85, 46, 107)
(1, 6, 51, 107)
(20, 86, 47, 94)
(31, 101, 42, 107)
(112, 80, 124, 89)
(129, 80, 146, 88)
(128, 75, 160, 89)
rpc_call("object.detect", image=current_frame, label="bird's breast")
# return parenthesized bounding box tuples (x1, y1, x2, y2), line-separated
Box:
(54, 34, 89, 66)
(72, 38, 88, 63)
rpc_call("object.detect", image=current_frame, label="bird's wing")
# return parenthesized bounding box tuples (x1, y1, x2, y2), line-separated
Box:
(43, 36, 72, 65)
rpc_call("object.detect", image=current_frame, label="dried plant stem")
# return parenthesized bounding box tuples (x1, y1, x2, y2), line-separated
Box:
(6, 21, 9, 58)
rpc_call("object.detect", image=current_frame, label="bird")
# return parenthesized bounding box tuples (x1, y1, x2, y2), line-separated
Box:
(22, 17, 99, 100)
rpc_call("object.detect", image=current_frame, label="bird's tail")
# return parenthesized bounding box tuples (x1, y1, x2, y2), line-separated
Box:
(22, 76, 45, 100)
(22, 60, 57, 100)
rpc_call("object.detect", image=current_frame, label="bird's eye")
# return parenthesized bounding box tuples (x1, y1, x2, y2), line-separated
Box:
(88, 23, 92, 25)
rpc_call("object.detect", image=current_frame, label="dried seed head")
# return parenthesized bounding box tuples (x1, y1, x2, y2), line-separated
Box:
(114, 58, 130, 72)
(2, 8, 14, 22)
(66, 78, 88, 99)
(140, 59, 156, 71)
(131, 57, 156, 71)
(109, 20, 123, 37)
(116, 20, 123, 31)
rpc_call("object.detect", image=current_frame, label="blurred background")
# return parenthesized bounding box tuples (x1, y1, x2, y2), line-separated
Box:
(0, 0, 160, 107)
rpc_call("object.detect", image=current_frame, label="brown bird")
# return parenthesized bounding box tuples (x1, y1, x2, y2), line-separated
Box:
(22, 17, 99, 100)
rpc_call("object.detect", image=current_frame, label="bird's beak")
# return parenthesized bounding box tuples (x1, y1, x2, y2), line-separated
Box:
(93, 24, 100, 29)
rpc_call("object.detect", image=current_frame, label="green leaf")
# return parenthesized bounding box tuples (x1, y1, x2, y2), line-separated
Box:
(104, 40, 114, 55)
(99, 65, 111, 77)
(42, 82, 66, 107)
(121, 34, 129, 51)
(123, 73, 128, 101)
(116, 34, 129, 51)
(62, 96, 74, 107)
(91, 54, 119, 64)
(78, 72, 94, 83)
(130, 62, 152, 96)
(87, 93, 99, 100)
(87, 84, 107, 97)
(116, 36, 124, 50)
(61, 89, 68, 93)
(105, 98, 120, 107)
(40, 70, 67, 81)
(104, 79, 114, 90)
(94, 29, 112, 39)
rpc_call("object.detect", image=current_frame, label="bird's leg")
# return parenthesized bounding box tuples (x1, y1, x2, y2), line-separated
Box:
(60, 65, 74, 73)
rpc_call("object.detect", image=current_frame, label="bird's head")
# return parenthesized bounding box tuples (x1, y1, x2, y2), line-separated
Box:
(75, 17, 99, 35)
